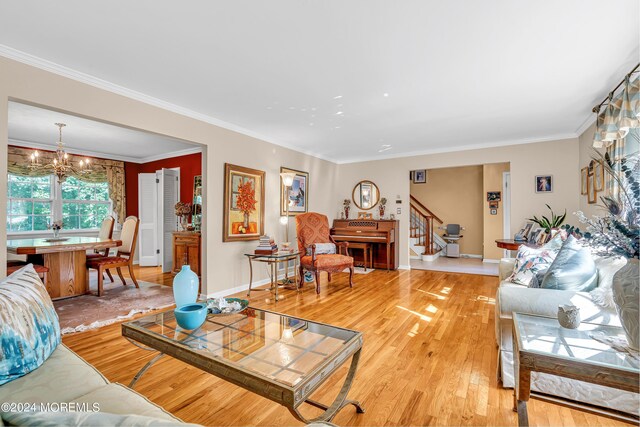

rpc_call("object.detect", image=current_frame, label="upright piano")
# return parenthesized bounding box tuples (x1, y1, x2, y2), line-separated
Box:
(330, 219, 399, 270)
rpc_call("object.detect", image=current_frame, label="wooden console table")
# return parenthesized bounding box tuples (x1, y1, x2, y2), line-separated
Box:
(172, 231, 201, 277)
(495, 239, 532, 251)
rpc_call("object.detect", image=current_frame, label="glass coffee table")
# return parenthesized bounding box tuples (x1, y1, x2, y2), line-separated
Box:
(512, 313, 640, 426)
(122, 307, 364, 423)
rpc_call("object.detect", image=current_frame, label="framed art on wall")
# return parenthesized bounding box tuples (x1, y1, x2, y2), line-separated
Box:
(223, 163, 265, 242)
(593, 161, 605, 192)
(412, 169, 427, 184)
(487, 191, 501, 201)
(587, 173, 597, 204)
(280, 167, 308, 216)
(535, 175, 552, 193)
(580, 167, 588, 195)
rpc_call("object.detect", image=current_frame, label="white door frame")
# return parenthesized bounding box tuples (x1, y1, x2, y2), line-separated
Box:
(502, 171, 511, 258)
(138, 173, 159, 266)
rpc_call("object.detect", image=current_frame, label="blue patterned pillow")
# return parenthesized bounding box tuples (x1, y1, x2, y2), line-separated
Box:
(0, 264, 61, 385)
(506, 246, 558, 286)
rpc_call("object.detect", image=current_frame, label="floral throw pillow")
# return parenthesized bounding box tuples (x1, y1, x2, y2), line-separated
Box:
(507, 246, 558, 286)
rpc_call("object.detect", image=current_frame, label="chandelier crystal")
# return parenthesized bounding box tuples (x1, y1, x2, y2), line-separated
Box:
(28, 123, 91, 183)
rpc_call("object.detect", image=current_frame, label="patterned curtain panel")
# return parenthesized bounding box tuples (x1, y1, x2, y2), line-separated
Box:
(8, 146, 127, 223)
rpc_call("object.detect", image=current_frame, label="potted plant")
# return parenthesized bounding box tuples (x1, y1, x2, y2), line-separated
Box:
(528, 204, 567, 237)
(174, 202, 193, 231)
(343, 199, 351, 219)
(379, 197, 387, 218)
(48, 220, 63, 239)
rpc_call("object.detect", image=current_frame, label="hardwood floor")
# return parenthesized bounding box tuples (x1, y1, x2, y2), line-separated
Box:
(63, 267, 629, 426)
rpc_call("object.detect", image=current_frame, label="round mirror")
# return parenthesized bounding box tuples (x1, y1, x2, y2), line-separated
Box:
(352, 180, 380, 210)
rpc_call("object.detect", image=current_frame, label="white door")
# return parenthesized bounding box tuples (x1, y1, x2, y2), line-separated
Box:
(138, 173, 159, 266)
(157, 168, 180, 273)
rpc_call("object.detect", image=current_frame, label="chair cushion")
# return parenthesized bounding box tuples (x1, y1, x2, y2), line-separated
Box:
(306, 243, 336, 256)
(0, 265, 61, 386)
(6, 264, 48, 274)
(85, 253, 106, 259)
(540, 235, 598, 292)
(301, 254, 354, 271)
(0, 344, 108, 404)
(86, 256, 128, 268)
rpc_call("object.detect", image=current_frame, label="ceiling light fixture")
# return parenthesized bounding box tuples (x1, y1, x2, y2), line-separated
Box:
(29, 123, 91, 183)
(383, 93, 389, 97)
(333, 95, 343, 99)
(336, 111, 343, 115)
(378, 144, 392, 153)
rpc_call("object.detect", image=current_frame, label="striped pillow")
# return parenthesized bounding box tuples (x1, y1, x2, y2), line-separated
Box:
(0, 264, 61, 385)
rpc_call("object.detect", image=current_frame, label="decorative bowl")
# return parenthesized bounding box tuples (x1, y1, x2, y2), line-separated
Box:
(206, 297, 249, 316)
(174, 303, 207, 330)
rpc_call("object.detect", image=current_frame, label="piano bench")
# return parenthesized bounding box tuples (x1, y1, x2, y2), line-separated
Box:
(348, 242, 373, 271)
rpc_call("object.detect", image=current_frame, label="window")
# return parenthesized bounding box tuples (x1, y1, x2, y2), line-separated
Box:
(6, 174, 111, 233)
(61, 177, 110, 230)
(7, 174, 52, 232)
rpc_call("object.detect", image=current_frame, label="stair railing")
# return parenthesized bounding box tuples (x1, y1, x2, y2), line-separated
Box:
(410, 195, 443, 255)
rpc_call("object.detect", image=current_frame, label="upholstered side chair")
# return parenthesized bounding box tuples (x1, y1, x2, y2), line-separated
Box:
(295, 212, 354, 294)
(86, 216, 140, 296)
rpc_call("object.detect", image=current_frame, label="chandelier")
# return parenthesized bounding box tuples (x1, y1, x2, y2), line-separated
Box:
(29, 123, 91, 183)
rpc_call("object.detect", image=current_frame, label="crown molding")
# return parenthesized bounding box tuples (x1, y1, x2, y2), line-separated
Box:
(0, 44, 338, 165)
(575, 114, 596, 137)
(335, 133, 579, 164)
(8, 138, 202, 164)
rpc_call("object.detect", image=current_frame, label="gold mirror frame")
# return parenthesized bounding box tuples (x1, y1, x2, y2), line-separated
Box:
(352, 180, 380, 210)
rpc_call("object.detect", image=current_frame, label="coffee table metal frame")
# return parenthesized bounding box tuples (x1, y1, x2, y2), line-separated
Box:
(245, 251, 300, 301)
(122, 307, 365, 423)
(512, 312, 640, 426)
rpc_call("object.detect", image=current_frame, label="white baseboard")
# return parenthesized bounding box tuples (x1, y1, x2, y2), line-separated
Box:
(410, 255, 422, 260)
(398, 265, 411, 270)
(482, 259, 500, 264)
(204, 267, 298, 299)
(421, 252, 440, 262)
(461, 254, 483, 259)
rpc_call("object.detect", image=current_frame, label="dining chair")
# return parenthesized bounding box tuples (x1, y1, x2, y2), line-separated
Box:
(86, 216, 140, 297)
(295, 212, 354, 294)
(7, 263, 49, 284)
(86, 215, 115, 282)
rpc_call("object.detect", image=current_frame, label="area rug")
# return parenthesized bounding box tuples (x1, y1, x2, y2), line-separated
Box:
(54, 279, 175, 335)
(342, 267, 374, 275)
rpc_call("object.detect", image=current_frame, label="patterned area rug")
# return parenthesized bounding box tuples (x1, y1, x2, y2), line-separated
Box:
(54, 278, 175, 335)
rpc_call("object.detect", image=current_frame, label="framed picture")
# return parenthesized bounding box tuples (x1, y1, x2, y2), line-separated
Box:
(487, 191, 501, 202)
(490, 209, 497, 215)
(528, 227, 543, 244)
(580, 167, 588, 195)
(587, 173, 597, 204)
(413, 169, 427, 184)
(593, 161, 605, 192)
(489, 201, 499, 209)
(357, 212, 373, 219)
(521, 222, 534, 239)
(280, 167, 308, 216)
(223, 163, 265, 242)
(535, 230, 548, 245)
(535, 175, 553, 193)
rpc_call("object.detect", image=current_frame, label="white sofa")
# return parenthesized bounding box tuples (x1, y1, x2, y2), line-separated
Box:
(495, 257, 639, 416)
(0, 343, 186, 424)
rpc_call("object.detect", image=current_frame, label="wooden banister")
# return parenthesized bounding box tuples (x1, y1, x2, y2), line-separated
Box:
(410, 195, 443, 224)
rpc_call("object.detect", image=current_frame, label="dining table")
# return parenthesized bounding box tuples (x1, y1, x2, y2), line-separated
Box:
(7, 236, 122, 300)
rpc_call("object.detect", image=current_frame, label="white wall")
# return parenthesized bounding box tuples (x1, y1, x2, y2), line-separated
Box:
(0, 56, 338, 295)
(335, 138, 580, 267)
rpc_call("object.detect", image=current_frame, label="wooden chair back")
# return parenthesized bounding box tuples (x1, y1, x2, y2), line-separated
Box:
(117, 216, 140, 260)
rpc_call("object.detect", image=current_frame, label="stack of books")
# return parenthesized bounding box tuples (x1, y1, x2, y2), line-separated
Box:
(255, 235, 277, 255)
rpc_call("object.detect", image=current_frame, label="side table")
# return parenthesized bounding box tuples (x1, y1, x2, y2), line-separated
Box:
(245, 251, 300, 301)
(512, 312, 639, 426)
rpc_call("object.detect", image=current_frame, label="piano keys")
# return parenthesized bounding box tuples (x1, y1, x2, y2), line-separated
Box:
(331, 219, 399, 271)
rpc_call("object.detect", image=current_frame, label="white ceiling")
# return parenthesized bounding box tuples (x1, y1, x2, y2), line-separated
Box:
(0, 1, 638, 163)
(8, 102, 200, 163)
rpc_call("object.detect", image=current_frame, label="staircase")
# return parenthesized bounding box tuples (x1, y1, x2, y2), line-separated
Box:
(410, 195, 445, 261)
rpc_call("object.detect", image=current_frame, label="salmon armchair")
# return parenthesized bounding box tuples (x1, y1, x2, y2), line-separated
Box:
(295, 212, 354, 294)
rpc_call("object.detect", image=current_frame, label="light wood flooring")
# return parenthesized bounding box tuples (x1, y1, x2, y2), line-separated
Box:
(63, 266, 630, 426)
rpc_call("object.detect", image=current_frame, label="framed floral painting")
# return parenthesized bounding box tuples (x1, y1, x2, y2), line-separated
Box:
(223, 163, 265, 242)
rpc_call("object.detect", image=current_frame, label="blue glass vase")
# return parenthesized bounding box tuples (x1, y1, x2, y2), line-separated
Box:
(173, 265, 199, 308)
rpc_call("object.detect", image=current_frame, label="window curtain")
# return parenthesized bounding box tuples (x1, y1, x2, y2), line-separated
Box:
(7, 146, 127, 223)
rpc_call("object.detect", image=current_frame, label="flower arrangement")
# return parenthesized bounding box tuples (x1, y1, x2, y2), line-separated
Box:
(563, 153, 639, 259)
(379, 197, 387, 218)
(343, 199, 351, 219)
(236, 180, 257, 231)
(175, 202, 193, 231)
(48, 220, 63, 238)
